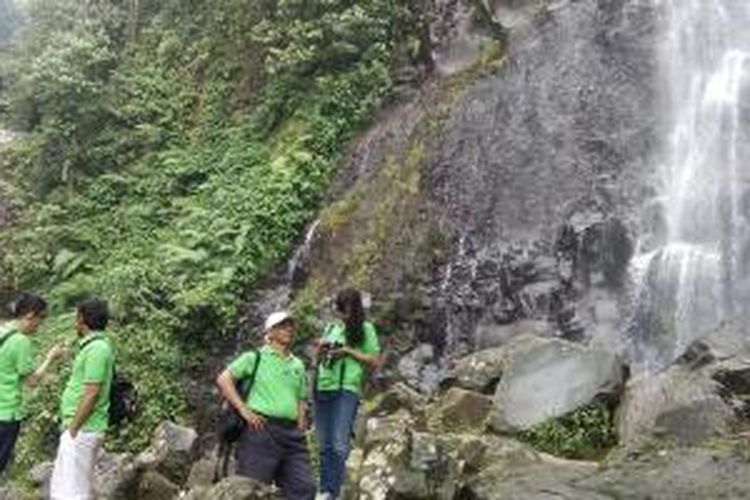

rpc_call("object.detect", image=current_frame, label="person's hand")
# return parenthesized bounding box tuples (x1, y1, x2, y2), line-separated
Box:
(241, 409, 266, 430)
(298, 415, 308, 432)
(46, 343, 66, 362)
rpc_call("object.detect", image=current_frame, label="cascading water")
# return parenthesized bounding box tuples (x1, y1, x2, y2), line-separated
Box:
(631, 0, 750, 371)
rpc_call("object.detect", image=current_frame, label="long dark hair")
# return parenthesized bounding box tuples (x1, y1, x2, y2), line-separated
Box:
(336, 288, 365, 347)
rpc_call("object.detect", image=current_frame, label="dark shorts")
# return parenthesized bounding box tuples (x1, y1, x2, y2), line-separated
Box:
(235, 418, 315, 500)
(0, 420, 21, 476)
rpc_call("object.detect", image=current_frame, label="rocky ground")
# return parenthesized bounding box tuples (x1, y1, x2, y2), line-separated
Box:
(4, 323, 750, 500)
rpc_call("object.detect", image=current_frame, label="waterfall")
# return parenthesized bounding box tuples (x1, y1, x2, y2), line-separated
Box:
(631, 0, 750, 371)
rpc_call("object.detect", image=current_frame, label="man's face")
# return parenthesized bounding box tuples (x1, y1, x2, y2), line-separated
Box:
(75, 312, 87, 336)
(21, 311, 45, 335)
(270, 320, 296, 347)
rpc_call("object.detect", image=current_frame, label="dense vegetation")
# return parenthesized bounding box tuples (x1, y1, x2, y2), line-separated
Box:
(0, 0, 429, 477)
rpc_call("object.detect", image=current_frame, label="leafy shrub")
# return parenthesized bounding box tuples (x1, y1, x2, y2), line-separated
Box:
(519, 403, 618, 460)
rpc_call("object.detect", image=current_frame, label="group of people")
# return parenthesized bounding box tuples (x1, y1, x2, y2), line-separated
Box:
(0, 293, 114, 499)
(0, 287, 379, 500)
(216, 287, 380, 500)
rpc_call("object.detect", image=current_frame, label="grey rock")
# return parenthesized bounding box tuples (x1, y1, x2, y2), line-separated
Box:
(186, 458, 217, 490)
(364, 409, 418, 451)
(442, 346, 507, 393)
(397, 344, 443, 394)
(463, 458, 606, 500)
(617, 365, 736, 446)
(579, 445, 750, 499)
(489, 336, 624, 432)
(369, 382, 429, 417)
(198, 475, 279, 500)
(136, 421, 199, 485)
(137, 471, 180, 500)
(433, 387, 493, 432)
(93, 452, 139, 500)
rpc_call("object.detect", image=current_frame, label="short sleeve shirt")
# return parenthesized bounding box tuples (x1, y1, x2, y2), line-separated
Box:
(316, 321, 379, 395)
(229, 345, 307, 421)
(60, 332, 115, 432)
(0, 322, 35, 421)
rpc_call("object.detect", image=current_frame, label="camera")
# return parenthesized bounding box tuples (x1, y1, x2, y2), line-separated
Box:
(318, 340, 345, 367)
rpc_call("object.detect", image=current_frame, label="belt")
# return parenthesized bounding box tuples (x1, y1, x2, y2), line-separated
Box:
(258, 414, 298, 428)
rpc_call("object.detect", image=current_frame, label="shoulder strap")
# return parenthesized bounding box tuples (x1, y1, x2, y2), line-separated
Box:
(240, 350, 263, 401)
(79, 336, 109, 352)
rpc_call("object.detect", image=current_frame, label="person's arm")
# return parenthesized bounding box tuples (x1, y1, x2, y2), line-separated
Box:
(25, 344, 65, 388)
(68, 383, 101, 438)
(215, 369, 265, 430)
(340, 347, 380, 369)
(340, 324, 381, 369)
(297, 400, 308, 431)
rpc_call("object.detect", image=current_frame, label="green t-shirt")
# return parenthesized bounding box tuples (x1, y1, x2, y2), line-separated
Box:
(0, 322, 35, 421)
(316, 321, 379, 395)
(229, 345, 307, 421)
(60, 332, 115, 433)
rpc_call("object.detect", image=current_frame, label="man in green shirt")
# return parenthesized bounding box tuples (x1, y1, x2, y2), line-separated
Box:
(216, 311, 315, 500)
(0, 292, 62, 477)
(50, 298, 114, 500)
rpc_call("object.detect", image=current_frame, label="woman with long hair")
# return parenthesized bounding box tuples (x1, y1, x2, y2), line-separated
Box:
(314, 288, 380, 500)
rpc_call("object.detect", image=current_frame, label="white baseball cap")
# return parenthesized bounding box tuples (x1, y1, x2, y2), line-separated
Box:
(264, 311, 295, 331)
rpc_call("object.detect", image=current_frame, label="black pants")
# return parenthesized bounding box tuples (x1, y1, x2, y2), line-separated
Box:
(0, 421, 21, 477)
(236, 419, 315, 500)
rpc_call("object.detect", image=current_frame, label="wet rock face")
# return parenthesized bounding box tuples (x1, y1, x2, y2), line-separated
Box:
(417, 0, 655, 361)
(427, 0, 656, 246)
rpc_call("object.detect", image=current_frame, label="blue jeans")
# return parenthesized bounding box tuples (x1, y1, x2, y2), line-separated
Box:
(314, 390, 360, 497)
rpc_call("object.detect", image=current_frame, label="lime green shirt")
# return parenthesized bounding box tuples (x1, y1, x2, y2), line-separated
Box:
(229, 345, 306, 421)
(0, 322, 35, 421)
(60, 332, 114, 433)
(316, 321, 379, 395)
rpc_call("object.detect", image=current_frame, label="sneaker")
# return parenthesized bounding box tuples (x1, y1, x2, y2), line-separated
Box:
(315, 493, 333, 500)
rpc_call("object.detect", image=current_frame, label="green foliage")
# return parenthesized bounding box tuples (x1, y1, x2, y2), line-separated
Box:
(519, 403, 617, 460)
(0, 0, 429, 480)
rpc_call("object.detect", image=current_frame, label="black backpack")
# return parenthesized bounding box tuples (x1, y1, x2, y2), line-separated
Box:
(108, 371, 138, 426)
(79, 337, 138, 427)
(214, 349, 262, 482)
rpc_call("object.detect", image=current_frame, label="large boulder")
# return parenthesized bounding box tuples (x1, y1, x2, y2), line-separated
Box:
(136, 471, 180, 500)
(489, 336, 624, 433)
(578, 443, 750, 499)
(441, 347, 507, 394)
(432, 387, 493, 432)
(187, 458, 218, 491)
(462, 457, 605, 500)
(136, 422, 199, 485)
(617, 365, 736, 446)
(191, 475, 279, 500)
(93, 452, 139, 500)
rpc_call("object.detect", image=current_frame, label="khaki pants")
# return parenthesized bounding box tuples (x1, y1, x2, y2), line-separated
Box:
(50, 430, 103, 500)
